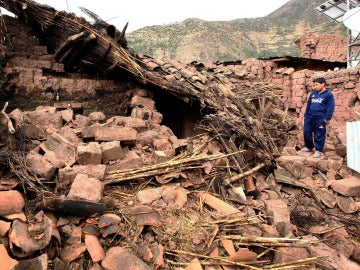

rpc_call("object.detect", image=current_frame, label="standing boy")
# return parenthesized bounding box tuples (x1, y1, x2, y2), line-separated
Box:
(302, 77, 335, 158)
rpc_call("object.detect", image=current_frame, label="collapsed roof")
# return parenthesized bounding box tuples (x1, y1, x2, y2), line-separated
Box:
(0, 0, 296, 166)
(1, 1, 360, 270)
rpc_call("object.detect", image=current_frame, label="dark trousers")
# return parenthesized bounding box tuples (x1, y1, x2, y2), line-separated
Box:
(303, 117, 327, 152)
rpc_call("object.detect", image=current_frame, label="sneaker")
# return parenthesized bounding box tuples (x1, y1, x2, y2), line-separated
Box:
(302, 147, 311, 152)
(313, 151, 321, 158)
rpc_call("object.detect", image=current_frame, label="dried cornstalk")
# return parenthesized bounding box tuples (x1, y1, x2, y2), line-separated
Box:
(203, 215, 261, 226)
(263, 256, 326, 270)
(165, 249, 262, 269)
(222, 235, 318, 247)
(104, 151, 244, 185)
(220, 163, 265, 187)
(165, 259, 269, 267)
(166, 249, 324, 269)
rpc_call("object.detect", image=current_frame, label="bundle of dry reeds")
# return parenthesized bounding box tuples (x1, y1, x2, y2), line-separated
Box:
(197, 81, 294, 165)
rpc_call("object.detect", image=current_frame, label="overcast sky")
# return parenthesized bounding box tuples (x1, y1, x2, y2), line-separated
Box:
(29, 0, 290, 32)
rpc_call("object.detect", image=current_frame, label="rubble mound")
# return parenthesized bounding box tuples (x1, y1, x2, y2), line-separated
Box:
(0, 0, 359, 269)
(0, 95, 358, 269)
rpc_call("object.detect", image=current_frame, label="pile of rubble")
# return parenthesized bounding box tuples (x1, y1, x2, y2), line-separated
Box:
(0, 1, 359, 269)
(0, 84, 359, 270)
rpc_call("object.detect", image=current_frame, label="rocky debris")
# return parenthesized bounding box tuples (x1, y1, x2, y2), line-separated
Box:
(0, 1, 359, 269)
(0, 102, 15, 136)
(0, 93, 358, 269)
(9, 211, 53, 254)
(0, 190, 24, 215)
(101, 247, 152, 270)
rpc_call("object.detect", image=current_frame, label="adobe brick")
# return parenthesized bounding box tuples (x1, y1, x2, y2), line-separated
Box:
(77, 142, 102, 165)
(101, 141, 124, 164)
(95, 126, 137, 143)
(26, 151, 56, 180)
(67, 174, 103, 203)
(58, 164, 106, 187)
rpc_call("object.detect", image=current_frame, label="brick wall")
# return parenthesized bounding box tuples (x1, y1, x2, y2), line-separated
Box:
(295, 34, 347, 62)
(228, 58, 360, 147)
(0, 16, 123, 115)
(234, 58, 360, 125)
(1, 16, 359, 140)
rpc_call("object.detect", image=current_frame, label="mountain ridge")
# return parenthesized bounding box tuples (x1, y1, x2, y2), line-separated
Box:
(126, 0, 347, 63)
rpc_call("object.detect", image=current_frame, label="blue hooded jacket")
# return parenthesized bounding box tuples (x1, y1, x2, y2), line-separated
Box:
(304, 88, 335, 120)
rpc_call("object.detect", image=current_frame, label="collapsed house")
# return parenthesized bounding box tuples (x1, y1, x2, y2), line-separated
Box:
(0, 0, 359, 269)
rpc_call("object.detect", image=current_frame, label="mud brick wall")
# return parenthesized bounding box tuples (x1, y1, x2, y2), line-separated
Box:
(1, 16, 43, 58)
(237, 58, 360, 126)
(0, 16, 123, 115)
(292, 68, 360, 123)
(1, 16, 359, 137)
(233, 58, 359, 148)
(295, 34, 347, 62)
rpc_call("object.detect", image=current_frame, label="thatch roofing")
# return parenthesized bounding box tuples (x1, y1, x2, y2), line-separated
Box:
(0, 0, 296, 165)
(0, 0, 143, 76)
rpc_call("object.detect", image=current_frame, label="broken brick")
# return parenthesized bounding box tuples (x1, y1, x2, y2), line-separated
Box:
(0, 190, 25, 216)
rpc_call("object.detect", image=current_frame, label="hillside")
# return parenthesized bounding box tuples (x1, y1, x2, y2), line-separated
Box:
(126, 0, 347, 63)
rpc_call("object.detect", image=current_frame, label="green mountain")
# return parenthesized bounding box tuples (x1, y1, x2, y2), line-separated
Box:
(126, 0, 347, 63)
